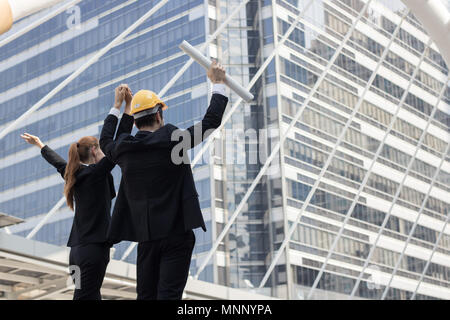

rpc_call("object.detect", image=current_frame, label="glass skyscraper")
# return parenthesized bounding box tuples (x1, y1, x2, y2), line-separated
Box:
(0, 0, 449, 300)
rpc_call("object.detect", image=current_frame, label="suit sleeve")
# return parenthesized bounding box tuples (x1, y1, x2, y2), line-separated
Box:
(90, 156, 115, 176)
(173, 93, 228, 149)
(100, 114, 118, 161)
(97, 113, 134, 174)
(41, 145, 67, 178)
(116, 113, 134, 139)
(100, 113, 134, 162)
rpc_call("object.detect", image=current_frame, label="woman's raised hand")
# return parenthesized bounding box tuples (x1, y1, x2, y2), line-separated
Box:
(21, 133, 45, 149)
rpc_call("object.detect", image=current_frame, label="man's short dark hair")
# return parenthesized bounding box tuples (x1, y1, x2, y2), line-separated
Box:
(134, 104, 163, 129)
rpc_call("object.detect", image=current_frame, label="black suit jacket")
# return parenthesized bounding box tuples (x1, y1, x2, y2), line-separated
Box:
(41, 115, 133, 247)
(100, 93, 228, 244)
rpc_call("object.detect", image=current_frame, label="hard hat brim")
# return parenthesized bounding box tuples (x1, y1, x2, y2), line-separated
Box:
(133, 102, 167, 119)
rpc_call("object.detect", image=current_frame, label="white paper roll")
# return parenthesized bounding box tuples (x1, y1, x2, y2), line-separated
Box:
(179, 40, 254, 102)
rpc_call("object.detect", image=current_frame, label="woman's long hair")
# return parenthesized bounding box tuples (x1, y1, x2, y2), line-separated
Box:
(64, 136, 99, 210)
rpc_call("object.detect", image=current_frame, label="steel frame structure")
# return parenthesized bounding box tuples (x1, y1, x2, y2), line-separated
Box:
(193, 0, 376, 282)
(382, 136, 450, 299)
(261, 0, 383, 290)
(308, 35, 446, 299)
(346, 57, 449, 298)
(357, 74, 450, 298)
(306, 11, 434, 299)
(411, 173, 450, 299)
(194, 0, 449, 299)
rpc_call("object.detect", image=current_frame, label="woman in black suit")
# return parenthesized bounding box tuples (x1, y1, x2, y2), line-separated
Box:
(20, 84, 134, 300)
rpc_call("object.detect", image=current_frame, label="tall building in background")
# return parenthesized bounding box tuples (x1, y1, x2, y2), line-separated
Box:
(243, 0, 450, 299)
(0, 0, 449, 300)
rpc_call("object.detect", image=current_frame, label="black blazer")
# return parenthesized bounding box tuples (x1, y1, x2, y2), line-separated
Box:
(100, 93, 228, 244)
(41, 115, 133, 247)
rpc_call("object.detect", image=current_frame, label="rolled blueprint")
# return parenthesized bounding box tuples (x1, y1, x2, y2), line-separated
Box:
(0, 0, 65, 35)
(179, 40, 254, 102)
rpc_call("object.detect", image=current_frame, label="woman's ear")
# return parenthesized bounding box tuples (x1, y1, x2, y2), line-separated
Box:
(91, 146, 97, 159)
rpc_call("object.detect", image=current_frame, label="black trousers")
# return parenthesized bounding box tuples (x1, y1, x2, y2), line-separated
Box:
(136, 230, 195, 300)
(69, 243, 110, 300)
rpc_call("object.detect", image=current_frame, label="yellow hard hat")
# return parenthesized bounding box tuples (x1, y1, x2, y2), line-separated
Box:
(130, 90, 168, 119)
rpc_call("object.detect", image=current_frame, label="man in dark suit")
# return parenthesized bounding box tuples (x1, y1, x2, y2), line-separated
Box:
(100, 61, 228, 300)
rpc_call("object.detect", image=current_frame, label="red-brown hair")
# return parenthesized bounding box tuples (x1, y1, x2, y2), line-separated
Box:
(64, 136, 99, 210)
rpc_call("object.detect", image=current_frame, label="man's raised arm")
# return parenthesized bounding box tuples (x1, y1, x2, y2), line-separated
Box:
(100, 84, 133, 161)
(173, 60, 229, 150)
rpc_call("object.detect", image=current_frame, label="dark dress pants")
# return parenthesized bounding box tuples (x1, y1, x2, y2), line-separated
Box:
(69, 243, 110, 300)
(136, 230, 196, 300)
